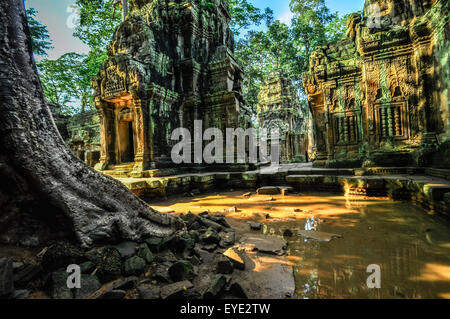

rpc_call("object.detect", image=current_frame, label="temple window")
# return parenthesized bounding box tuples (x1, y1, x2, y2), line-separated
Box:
(378, 104, 404, 140)
(334, 114, 359, 145)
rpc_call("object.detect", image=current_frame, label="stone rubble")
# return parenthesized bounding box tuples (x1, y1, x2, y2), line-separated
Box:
(0, 209, 295, 300)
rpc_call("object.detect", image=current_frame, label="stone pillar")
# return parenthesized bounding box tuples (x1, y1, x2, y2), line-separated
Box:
(95, 103, 115, 171)
(310, 103, 329, 163)
(132, 98, 151, 173)
(121, 0, 128, 22)
(343, 116, 349, 144)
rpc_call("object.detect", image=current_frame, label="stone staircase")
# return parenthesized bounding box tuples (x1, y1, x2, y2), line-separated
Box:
(283, 167, 450, 216)
(98, 163, 450, 218)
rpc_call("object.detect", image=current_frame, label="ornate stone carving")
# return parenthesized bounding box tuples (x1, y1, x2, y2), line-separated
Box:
(92, 0, 252, 175)
(304, 0, 449, 167)
(257, 72, 310, 163)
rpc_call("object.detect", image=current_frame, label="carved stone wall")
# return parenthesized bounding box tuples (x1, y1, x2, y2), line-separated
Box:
(66, 111, 101, 168)
(48, 104, 101, 168)
(92, 0, 252, 175)
(304, 0, 449, 168)
(257, 72, 309, 163)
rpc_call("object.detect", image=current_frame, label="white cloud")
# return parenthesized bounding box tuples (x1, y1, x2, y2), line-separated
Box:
(278, 10, 294, 26)
(66, 5, 80, 29)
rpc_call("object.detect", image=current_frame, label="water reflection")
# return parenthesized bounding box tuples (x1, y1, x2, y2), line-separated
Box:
(305, 216, 319, 231)
(286, 200, 450, 299)
(151, 191, 450, 299)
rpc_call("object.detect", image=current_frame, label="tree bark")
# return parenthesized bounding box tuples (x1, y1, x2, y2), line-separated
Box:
(0, 0, 184, 248)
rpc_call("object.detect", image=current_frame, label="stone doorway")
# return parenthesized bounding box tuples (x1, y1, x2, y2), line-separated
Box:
(116, 105, 136, 165)
(118, 120, 135, 164)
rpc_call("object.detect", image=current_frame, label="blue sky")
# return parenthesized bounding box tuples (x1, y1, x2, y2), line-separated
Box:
(25, 0, 365, 60)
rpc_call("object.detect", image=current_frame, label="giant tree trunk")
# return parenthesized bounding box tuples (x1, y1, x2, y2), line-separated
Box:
(0, 0, 183, 248)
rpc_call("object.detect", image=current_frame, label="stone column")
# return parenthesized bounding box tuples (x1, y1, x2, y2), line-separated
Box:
(310, 102, 329, 164)
(343, 116, 349, 144)
(113, 107, 121, 164)
(121, 0, 128, 22)
(95, 103, 115, 171)
(412, 27, 437, 140)
(132, 98, 151, 173)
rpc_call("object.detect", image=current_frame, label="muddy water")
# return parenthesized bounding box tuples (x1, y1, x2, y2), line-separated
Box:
(150, 191, 450, 299)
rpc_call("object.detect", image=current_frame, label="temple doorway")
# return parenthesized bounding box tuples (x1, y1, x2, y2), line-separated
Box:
(118, 120, 135, 164)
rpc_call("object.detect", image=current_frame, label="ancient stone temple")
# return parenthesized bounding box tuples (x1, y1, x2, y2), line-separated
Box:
(257, 72, 309, 163)
(304, 0, 449, 168)
(48, 104, 101, 168)
(91, 0, 252, 176)
(66, 111, 101, 168)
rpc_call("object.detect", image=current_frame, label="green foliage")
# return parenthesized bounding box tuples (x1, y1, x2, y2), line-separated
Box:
(26, 8, 53, 57)
(36, 0, 347, 121)
(235, 19, 297, 113)
(234, 35, 265, 113)
(235, 0, 347, 114)
(200, 1, 215, 8)
(41, 0, 118, 115)
(37, 56, 74, 111)
(73, 0, 121, 52)
(290, 0, 347, 75)
(290, 0, 345, 41)
(228, 0, 273, 37)
(37, 52, 107, 115)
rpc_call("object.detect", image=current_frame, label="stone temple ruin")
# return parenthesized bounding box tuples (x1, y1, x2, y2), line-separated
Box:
(304, 0, 449, 168)
(91, 0, 253, 177)
(257, 72, 310, 163)
(65, 111, 101, 168)
(49, 104, 101, 169)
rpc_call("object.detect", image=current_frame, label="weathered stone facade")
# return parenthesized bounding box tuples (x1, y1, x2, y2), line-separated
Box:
(66, 111, 101, 168)
(91, 0, 252, 176)
(304, 0, 449, 168)
(48, 104, 101, 168)
(257, 72, 309, 163)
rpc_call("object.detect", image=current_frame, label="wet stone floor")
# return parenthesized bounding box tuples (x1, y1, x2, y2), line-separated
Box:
(150, 190, 450, 299)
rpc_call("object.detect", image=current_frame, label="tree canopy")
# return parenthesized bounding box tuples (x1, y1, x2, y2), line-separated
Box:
(228, 0, 273, 37)
(73, 0, 122, 52)
(35, 0, 119, 115)
(235, 0, 348, 113)
(31, 0, 113, 115)
(32, 0, 348, 117)
(37, 53, 105, 115)
(26, 8, 53, 57)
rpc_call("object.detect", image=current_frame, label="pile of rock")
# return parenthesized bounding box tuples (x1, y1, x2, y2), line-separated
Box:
(0, 211, 253, 300)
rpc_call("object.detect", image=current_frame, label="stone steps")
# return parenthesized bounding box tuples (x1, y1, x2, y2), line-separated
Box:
(284, 173, 450, 215)
(102, 164, 450, 217)
(288, 168, 354, 176)
(109, 163, 134, 170)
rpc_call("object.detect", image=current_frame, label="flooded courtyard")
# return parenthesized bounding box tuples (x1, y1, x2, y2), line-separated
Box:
(150, 191, 450, 299)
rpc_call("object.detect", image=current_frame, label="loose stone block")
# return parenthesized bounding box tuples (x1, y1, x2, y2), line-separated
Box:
(124, 256, 146, 276)
(223, 248, 245, 270)
(257, 186, 280, 195)
(160, 281, 193, 299)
